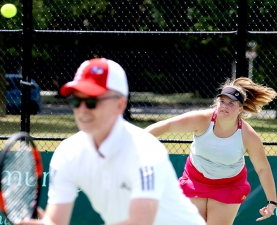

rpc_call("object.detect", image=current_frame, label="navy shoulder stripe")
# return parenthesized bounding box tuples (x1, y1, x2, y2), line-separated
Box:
(139, 166, 154, 190)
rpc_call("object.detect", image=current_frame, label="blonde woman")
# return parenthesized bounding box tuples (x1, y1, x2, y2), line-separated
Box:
(145, 77, 277, 225)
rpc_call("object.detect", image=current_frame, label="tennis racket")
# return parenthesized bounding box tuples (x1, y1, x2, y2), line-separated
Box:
(0, 131, 43, 224)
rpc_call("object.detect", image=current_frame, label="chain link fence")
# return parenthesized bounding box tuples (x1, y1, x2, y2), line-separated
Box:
(0, 0, 277, 155)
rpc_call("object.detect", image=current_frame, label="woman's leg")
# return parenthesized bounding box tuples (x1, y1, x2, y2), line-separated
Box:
(190, 198, 208, 221)
(206, 198, 240, 225)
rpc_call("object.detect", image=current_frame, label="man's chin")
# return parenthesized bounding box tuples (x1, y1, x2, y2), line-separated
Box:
(78, 125, 94, 134)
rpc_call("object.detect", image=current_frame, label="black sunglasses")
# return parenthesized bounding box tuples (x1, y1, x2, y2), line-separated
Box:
(68, 95, 121, 109)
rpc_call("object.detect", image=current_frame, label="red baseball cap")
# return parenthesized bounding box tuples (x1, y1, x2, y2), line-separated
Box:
(60, 58, 128, 97)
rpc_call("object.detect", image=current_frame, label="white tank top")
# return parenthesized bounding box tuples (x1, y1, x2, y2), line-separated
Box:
(190, 110, 246, 179)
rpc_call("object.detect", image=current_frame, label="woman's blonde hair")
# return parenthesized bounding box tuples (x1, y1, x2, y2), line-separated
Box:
(213, 77, 277, 119)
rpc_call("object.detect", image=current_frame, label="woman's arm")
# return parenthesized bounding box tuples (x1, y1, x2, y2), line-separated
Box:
(243, 122, 276, 221)
(145, 109, 213, 137)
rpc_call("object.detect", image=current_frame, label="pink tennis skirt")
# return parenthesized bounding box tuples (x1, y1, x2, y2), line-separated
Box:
(179, 156, 251, 204)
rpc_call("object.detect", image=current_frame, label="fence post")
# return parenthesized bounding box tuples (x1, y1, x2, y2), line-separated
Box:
(236, 0, 248, 78)
(21, 0, 33, 132)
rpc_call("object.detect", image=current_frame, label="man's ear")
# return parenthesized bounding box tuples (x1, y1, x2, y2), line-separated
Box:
(118, 97, 128, 114)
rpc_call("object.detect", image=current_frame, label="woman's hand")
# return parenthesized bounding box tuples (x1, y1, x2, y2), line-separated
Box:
(256, 204, 275, 221)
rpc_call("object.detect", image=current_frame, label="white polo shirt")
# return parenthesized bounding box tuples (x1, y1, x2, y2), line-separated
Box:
(48, 116, 205, 225)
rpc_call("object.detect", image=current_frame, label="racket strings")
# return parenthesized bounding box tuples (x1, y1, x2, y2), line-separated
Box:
(1, 140, 38, 223)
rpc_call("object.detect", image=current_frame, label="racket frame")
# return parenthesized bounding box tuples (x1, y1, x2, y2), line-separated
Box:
(0, 131, 43, 223)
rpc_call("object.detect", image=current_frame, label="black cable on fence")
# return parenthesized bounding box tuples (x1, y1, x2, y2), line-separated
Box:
(0, 136, 276, 146)
(160, 140, 277, 146)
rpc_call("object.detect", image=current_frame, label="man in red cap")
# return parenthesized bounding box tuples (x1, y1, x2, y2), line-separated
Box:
(17, 58, 205, 225)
